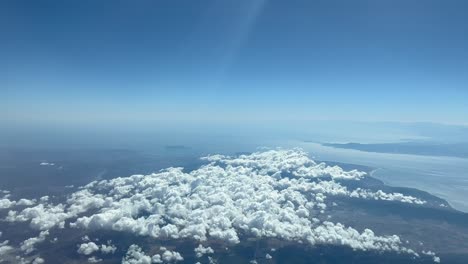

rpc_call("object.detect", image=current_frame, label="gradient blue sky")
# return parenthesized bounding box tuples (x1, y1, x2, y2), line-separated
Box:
(2, 0, 468, 127)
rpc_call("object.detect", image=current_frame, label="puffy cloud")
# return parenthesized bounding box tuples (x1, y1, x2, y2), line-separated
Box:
(161, 248, 183, 262)
(122, 245, 183, 264)
(20, 230, 49, 254)
(309, 222, 417, 254)
(88, 256, 102, 263)
(422, 250, 441, 263)
(6, 190, 108, 231)
(151, 254, 162, 263)
(349, 189, 426, 204)
(17, 199, 37, 206)
(0, 198, 36, 210)
(0, 240, 14, 257)
(203, 149, 366, 180)
(3, 149, 431, 258)
(194, 244, 214, 258)
(62, 150, 419, 254)
(6, 203, 68, 230)
(122, 245, 151, 264)
(77, 242, 100, 255)
(100, 241, 117, 254)
(32, 257, 45, 264)
(265, 253, 272, 259)
(0, 198, 16, 209)
(39, 162, 54, 166)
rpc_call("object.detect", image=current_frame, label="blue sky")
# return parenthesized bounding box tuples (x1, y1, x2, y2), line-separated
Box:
(2, 0, 468, 127)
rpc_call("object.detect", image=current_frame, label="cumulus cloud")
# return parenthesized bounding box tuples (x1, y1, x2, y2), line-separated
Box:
(39, 162, 54, 166)
(122, 245, 183, 264)
(6, 189, 108, 231)
(194, 244, 214, 258)
(0, 197, 37, 210)
(161, 248, 183, 262)
(203, 149, 367, 180)
(20, 230, 49, 254)
(77, 242, 100, 255)
(88, 256, 103, 263)
(100, 241, 117, 254)
(151, 254, 162, 263)
(32, 257, 45, 264)
(349, 189, 426, 204)
(422, 250, 441, 263)
(0, 240, 14, 257)
(17, 199, 37, 206)
(6, 203, 68, 230)
(122, 245, 152, 264)
(0, 198, 16, 209)
(70, 150, 416, 253)
(3, 149, 432, 259)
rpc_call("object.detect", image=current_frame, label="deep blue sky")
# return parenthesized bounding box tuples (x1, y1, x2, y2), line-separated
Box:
(2, 0, 468, 127)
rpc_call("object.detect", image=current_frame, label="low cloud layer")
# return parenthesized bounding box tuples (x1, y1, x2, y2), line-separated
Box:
(0, 149, 439, 263)
(122, 245, 183, 264)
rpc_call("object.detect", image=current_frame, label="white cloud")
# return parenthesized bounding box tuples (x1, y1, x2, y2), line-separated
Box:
(0, 198, 15, 209)
(0, 198, 36, 210)
(151, 254, 162, 263)
(63, 150, 422, 255)
(349, 189, 426, 204)
(202, 149, 367, 180)
(422, 250, 441, 263)
(2, 149, 433, 259)
(194, 244, 214, 258)
(6, 203, 68, 230)
(77, 242, 100, 255)
(100, 241, 117, 254)
(17, 198, 37, 206)
(0, 240, 14, 257)
(39, 162, 54, 166)
(20, 230, 49, 254)
(161, 248, 183, 262)
(122, 245, 183, 264)
(32, 257, 45, 264)
(88, 256, 103, 263)
(122, 245, 151, 264)
(6, 189, 108, 231)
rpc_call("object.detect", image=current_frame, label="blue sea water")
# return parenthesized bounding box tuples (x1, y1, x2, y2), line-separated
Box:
(293, 141, 468, 212)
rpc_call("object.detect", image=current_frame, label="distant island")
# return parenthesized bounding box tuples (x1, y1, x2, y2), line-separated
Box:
(322, 142, 468, 158)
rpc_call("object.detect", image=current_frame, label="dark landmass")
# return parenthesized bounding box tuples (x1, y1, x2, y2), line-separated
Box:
(322, 142, 468, 158)
(1, 149, 468, 263)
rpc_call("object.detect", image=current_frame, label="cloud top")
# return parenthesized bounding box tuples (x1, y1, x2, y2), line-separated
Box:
(1, 149, 439, 262)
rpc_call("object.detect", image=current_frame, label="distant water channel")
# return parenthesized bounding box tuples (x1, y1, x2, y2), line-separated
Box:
(292, 142, 468, 213)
